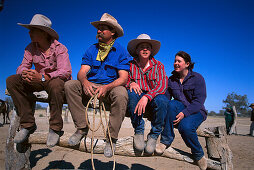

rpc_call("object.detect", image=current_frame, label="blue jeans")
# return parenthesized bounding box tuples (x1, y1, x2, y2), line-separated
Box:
(127, 90, 168, 139)
(160, 100, 204, 160)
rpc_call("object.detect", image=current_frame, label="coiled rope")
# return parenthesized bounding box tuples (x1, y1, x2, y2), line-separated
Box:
(84, 93, 116, 170)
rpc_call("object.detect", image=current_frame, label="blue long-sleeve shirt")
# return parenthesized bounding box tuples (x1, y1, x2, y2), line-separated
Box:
(165, 70, 207, 120)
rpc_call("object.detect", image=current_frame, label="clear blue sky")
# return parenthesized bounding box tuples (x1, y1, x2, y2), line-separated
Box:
(0, 0, 253, 112)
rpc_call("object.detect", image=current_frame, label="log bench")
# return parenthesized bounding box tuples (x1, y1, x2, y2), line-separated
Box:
(5, 91, 233, 170)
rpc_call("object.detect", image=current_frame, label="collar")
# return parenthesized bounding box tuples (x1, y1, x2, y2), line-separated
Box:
(171, 69, 194, 82)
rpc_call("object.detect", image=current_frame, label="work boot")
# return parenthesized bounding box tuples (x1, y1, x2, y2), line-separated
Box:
(145, 136, 157, 154)
(196, 156, 207, 170)
(68, 128, 88, 146)
(133, 134, 145, 152)
(46, 128, 63, 147)
(14, 125, 37, 143)
(155, 143, 168, 154)
(104, 138, 117, 158)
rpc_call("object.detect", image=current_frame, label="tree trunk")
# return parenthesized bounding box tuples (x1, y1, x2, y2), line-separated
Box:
(205, 126, 233, 170)
(28, 131, 221, 170)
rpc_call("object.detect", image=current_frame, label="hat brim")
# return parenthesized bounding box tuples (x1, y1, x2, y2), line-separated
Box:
(127, 39, 161, 57)
(17, 23, 59, 40)
(91, 21, 123, 37)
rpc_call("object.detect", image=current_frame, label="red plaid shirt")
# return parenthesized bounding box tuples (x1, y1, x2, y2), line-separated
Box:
(126, 57, 168, 101)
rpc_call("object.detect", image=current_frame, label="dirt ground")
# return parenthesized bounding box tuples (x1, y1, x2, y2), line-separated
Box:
(1, 110, 254, 170)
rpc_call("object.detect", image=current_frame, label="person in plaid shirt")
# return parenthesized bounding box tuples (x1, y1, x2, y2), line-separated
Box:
(126, 34, 168, 154)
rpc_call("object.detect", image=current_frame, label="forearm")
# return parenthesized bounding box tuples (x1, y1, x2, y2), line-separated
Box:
(105, 76, 128, 91)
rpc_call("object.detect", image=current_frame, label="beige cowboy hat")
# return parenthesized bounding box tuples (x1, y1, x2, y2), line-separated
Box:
(18, 14, 59, 40)
(127, 34, 161, 57)
(249, 103, 254, 107)
(91, 13, 124, 37)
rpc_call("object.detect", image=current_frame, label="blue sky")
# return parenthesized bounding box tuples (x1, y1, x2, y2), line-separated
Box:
(0, 0, 253, 112)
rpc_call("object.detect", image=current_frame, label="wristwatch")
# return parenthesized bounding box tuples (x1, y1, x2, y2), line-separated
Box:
(41, 74, 46, 82)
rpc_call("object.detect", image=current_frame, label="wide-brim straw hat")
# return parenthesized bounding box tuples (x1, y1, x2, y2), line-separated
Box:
(249, 103, 254, 107)
(91, 13, 123, 38)
(17, 14, 59, 40)
(127, 34, 161, 57)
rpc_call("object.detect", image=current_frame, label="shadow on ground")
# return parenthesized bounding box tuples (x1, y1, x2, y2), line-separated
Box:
(30, 148, 52, 168)
(78, 159, 155, 170)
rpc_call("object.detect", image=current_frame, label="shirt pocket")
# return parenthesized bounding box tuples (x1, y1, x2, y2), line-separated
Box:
(48, 56, 57, 67)
(183, 85, 195, 98)
(105, 64, 117, 78)
(32, 56, 43, 64)
(88, 62, 101, 77)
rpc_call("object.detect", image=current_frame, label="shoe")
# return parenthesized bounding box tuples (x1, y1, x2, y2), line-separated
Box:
(14, 125, 37, 143)
(196, 156, 207, 170)
(46, 128, 63, 147)
(104, 139, 116, 158)
(68, 128, 88, 146)
(145, 136, 157, 154)
(133, 134, 145, 152)
(155, 143, 168, 154)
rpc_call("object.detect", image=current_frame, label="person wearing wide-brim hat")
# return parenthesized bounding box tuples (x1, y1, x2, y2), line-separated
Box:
(6, 14, 72, 148)
(249, 103, 254, 136)
(126, 34, 169, 154)
(64, 13, 130, 158)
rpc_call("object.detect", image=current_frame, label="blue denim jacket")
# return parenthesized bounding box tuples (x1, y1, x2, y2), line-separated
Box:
(165, 70, 207, 120)
(82, 42, 131, 84)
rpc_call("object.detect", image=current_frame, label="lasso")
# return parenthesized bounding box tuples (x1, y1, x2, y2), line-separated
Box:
(84, 93, 116, 170)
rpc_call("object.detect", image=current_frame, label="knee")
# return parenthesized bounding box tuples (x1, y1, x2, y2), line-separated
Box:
(153, 95, 169, 108)
(111, 86, 128, 102)
(64, 80, 80, 93)
(6, 75, 20, 88)
(49, 79, 64, 92)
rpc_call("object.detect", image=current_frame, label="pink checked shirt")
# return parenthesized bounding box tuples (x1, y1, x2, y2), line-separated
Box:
(127, 57, 168, 101)
(16, 40, 72, 81)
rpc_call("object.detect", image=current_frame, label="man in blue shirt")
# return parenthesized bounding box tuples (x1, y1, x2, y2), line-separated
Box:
(65, 13, 130, 158)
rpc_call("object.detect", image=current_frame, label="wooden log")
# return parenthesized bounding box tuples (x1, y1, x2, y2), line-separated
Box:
(28, 132, 221, 170)
(205, 126, 233, 170)
(5, 110, 32, 170)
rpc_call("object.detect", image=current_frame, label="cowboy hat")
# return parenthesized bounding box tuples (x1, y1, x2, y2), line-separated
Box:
(127, 34, 161, 57)
(249, 103, 254, 107)
(91, 13, 123, 37)
(17, 14, 59, 40)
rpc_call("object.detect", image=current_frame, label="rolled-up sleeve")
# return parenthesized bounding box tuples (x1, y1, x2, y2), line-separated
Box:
(116, 50, 131, 71)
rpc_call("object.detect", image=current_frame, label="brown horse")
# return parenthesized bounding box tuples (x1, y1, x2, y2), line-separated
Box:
(0, 99, 10, 124)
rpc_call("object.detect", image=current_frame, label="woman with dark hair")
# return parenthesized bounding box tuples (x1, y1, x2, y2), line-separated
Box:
(156, 51, 208, 170)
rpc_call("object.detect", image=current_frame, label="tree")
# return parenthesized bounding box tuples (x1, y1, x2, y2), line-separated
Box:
(223, 92, 249, 116)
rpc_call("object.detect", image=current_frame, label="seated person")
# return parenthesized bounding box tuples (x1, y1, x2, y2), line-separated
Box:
(157, 51, 207, 170)
(6, 14, 72, 147)
(64, 13, 130, 158)
(126, 34, 168, 154)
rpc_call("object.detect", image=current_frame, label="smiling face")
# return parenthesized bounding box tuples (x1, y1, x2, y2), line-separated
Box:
(174, 55, 190, 73)
(136, 42, 152, 60)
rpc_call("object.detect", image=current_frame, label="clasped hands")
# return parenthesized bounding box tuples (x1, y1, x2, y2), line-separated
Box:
(21, 69, 42, 83)
(82, 79, 110, 99)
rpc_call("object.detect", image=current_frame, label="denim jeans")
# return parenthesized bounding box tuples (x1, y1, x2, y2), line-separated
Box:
(127, 90, 168, 139)
(160, 100, 204, 160)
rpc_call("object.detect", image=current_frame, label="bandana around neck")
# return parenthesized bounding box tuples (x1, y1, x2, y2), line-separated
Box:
(96, 39, 115, 61)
